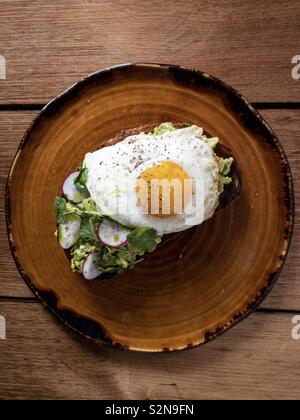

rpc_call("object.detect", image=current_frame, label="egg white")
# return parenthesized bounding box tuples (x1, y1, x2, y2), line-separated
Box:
(83, 125, 219, 234)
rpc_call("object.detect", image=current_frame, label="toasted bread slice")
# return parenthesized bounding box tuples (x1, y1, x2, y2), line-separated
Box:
(105, 122, 242, 211)
(65, 123, 242, 278)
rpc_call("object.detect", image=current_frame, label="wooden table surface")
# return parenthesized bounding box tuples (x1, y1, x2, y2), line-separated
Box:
(0, 0, 300, 400)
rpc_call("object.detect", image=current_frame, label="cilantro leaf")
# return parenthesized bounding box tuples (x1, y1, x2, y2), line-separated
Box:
(79, 217, 99, 244)
(74, 166, 88, 192)
(54, 196, 67, 224)
(127, 227, 159, 253)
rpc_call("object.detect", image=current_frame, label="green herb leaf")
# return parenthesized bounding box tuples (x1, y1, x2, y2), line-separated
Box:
(127, 227, 159, 253)
(54, 196, 67, 224)
(74, 166, 88, 192)
(79, 217, 99, 244)
(65, 199, 102, 218)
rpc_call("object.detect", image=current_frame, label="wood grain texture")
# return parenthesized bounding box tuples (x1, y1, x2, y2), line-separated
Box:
(0, 112, 35, 298)
(0, 301, 299, 400)
(0, 109, 299, 312)
(0, 0, 299, 103)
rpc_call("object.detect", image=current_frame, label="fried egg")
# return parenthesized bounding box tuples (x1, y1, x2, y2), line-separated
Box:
(83, 125, 219, 234)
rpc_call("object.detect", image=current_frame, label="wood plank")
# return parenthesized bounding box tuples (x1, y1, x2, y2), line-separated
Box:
(0, 0, 299, 103)
(0, 110, 299, 309)
(0, 301, 299, 400)
(0, 112, 36, 297)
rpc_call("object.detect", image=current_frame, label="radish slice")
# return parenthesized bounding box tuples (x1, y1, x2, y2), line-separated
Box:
(62, 171, 88, 203)
(58, 213, 81, 249)
(98, 218, 131, 248)
(82, 252, 102, 280)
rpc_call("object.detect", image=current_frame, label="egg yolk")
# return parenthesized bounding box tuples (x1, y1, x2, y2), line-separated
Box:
(136, 161, 191, 217)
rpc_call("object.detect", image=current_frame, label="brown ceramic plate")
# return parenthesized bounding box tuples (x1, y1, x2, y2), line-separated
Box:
(6, 63, 294, 352)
